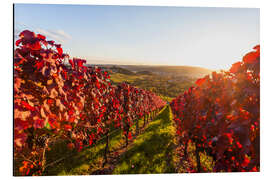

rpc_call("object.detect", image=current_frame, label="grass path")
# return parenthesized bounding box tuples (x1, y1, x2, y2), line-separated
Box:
(44, 105, 177, 175)
(112, 105, 177, 174)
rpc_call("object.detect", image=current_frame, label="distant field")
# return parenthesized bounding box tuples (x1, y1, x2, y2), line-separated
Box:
(91, 64, 213, 78)
(106, 64, 212, 100)
(109, 72, 140, 84)
(119, 65, 213, 79)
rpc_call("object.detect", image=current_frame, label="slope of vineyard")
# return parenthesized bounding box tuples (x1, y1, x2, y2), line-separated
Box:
(113, 105, 176, 174)
(14, 30, 166, 176)
(41, 105, 176, 175)
(170, 45, 260, 172)
(43, 112, 151, 175)
(13, 29, 260, 175)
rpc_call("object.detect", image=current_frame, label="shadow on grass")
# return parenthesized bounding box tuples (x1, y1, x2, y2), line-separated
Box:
(23, 107, 169, 175)
(44, 129, 123, 175)
(44, 114, 148, 175)
(113, 106, 177, 174)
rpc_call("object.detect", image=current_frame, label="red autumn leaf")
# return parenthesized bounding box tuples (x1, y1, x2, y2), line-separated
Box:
(195, 78, 206, 86)
(19, 30, 35, 40)
(224, 133, 233, 144)
(77, 60, 86, 67)
(243, 52, 259, 64)
(64, 124, 72, 131)
(47, 99, 54, 105)
(77, 141, 83, 152)
(253, 45, 260, 52)
(69, 59, 74, 68)
(34, 60, 44, 70)
(37, 34, 46, 40)
(55, 44, 63, 56)
(250, 124, 255, 131)
(251, 166, 258, 172)
(29, 41, 41, 50)
(57, 47, 63, 56)
(68, 110, 74, 116)
(69, 116, 75, 123)
(96, 81, 100, 88)
(47, 40, 55, 45)
(128, 132, 132, 140)
(236, 141, 243, 149)
(21, 101, 35, 111)
(230, 61, 242, 73)
(241, 156, 250, 167)
(15, 39, 22, 46)
(89, 138, 93, 145)
(97, 127, 102, 133)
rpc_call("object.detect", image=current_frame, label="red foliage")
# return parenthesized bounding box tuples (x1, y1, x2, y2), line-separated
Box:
(170, 45, 260, 172)
(195, 78, 206, 86)
(67, 142, 74, 150)
(14, 30, 166, 175)
(21, 101, 35, 111)
(128, 132, 132, 140)
(230, 61, 242, 73)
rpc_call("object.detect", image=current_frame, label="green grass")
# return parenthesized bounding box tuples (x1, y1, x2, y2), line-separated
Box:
(112, 105, 177, 174)
(44, 128, 124, 175)
(186, 142, 215, 172)
(109, 73, 139, 84)
(44, 115, 148, 175)
(15, 105, 215, 175)
(46, 105, 216, 175)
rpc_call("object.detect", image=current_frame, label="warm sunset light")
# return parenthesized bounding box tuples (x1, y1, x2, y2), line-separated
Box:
(13, 4, 260, 176)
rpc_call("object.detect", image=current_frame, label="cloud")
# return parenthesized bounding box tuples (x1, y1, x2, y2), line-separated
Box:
(14, 29, 20, 39)
(36, 28, 72, 44)
(54, 30, 72, 40)
(14, 22, 72, 44)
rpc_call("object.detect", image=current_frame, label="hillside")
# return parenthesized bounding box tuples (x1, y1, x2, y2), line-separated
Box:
(87, 64, 213, 79)
(119, 65, 213, 79)
(85, 64, 213, 100)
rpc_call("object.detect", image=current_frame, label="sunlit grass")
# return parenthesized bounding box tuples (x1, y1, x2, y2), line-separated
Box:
(44, 127, 124, 175)
(44, 114, 148, 175)
(109, 73, 138, 83)
(113, 105, 177, 174)
(34, 105, 215, 175)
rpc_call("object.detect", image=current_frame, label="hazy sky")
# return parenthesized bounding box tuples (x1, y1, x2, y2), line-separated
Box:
(14, 4, 259, 70)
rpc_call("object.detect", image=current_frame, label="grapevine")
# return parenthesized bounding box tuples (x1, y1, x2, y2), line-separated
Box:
(14, 30, 166, 175)
(170, 45, 260, 172)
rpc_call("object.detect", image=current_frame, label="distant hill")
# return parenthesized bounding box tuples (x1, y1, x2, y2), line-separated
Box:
(119, 65, 213, 78)
(88, 65, 135, 75)
(136, 71, 153, 75)
(86, 64, 213, 79)
(87, 64, 213, 98)
(110, 66, 135, 75)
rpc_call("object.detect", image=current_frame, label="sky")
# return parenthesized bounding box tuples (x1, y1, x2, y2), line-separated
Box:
(14, 4, 260, 70)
